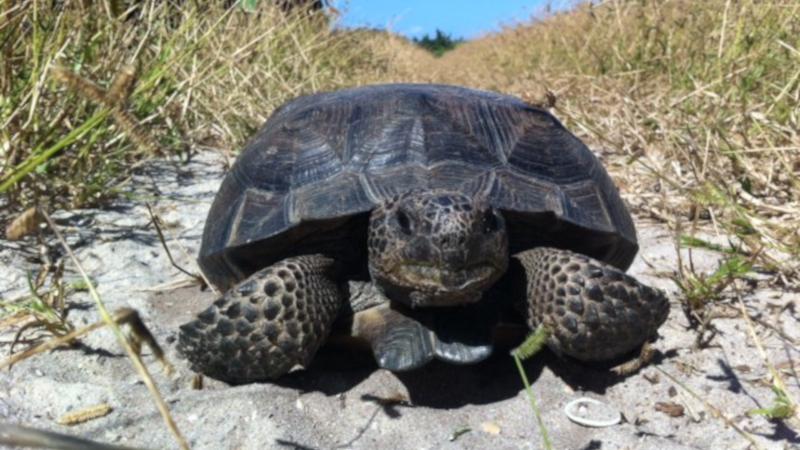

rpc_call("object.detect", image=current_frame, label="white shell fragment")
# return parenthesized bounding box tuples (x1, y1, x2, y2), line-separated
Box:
(564, 397, 622, 428)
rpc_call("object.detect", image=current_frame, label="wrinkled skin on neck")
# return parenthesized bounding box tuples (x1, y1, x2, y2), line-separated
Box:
(367, 190, 509, 308)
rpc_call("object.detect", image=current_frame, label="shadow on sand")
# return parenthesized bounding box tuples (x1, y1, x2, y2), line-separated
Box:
(272, 341, 672, 408)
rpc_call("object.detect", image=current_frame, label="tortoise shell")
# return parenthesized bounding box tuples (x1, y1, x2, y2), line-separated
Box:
(199, 84, 637, 290)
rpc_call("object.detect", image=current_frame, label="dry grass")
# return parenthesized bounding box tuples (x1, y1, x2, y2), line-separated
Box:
(0, 0, 389, 214)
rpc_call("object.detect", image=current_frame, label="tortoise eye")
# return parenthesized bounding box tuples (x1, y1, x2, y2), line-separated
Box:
(396, 210, 413, 235)
(482, 210, 499, 234)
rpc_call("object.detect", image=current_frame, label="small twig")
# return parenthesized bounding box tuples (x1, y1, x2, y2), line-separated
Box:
(734, 289, 799, 427)
(655, 367, 764, 450)
(39, 211, 189, 450)
(145, 202, 205, 285)
(57, 403, 113, 426)
(717, 303, 799, 348)
(50, 66, 157, 155)
(135, 278, 200, 293)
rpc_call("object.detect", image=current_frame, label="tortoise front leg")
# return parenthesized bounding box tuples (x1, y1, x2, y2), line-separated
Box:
(514, 247, 669, 362)
(178, 254, 343, 383)
(347, 281, 494, 371)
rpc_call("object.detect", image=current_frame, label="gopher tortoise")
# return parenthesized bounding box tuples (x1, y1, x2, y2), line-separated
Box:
(178, 84, 669, 383)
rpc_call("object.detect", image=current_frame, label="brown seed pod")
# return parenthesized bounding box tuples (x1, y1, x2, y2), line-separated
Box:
(5, 207, 41, 240)
(57, 403, 113, 426)
(108, 64, 137, 104)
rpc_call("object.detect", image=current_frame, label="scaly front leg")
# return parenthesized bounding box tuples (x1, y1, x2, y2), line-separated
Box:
(514, 247, 669, 362)
(178, 254, 343, 383)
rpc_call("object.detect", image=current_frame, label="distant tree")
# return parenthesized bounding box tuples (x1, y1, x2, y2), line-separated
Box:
(229, 0, 324, 12)
(413, 29, 463, 57)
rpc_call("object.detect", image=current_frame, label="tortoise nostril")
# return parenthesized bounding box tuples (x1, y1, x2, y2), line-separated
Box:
(439, 233, 467, 249)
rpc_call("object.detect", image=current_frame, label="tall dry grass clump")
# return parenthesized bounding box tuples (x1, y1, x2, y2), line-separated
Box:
(351, 28, 438, 83)
(0, 0, 386, 214)
(417, 0, 799, 280)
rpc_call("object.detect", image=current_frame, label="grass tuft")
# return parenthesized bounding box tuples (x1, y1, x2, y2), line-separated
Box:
(1, 0, 390, 214)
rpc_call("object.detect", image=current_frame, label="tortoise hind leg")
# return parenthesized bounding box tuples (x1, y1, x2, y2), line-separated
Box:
(178, 254, 343, 383)
(514, 247, 669, 362)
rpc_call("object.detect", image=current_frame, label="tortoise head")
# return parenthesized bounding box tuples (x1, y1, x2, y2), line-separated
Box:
(368, 190, 508, 308)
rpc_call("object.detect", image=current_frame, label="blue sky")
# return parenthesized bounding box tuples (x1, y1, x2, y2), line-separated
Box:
(332, 1, 565, 40)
